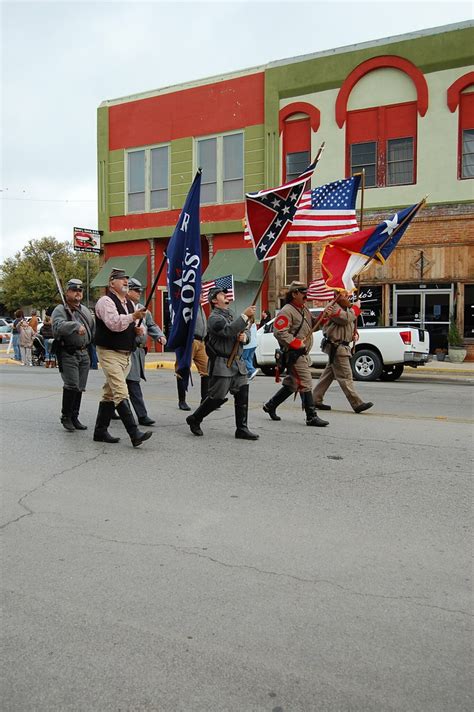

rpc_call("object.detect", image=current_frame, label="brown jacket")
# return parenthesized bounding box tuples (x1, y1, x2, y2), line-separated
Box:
(273, 302, 314, 354)
(321, 305, 360, 357)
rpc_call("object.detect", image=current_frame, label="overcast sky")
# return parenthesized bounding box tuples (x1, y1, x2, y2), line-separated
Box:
(1, 0, 471, 261)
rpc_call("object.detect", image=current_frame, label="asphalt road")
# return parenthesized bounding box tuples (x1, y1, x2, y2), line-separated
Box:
(0, 366, 472, 712)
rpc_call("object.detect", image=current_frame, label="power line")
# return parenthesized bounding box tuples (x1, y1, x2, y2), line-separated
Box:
(0, 197, 96, 203)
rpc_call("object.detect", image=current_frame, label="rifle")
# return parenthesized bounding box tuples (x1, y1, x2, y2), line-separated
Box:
(47, 253, 72, 317)
(137, 252, 167, 327)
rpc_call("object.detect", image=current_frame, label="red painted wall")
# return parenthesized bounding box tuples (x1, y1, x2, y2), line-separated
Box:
(109, 73, 265, 150)
(110, 202, 245, 232)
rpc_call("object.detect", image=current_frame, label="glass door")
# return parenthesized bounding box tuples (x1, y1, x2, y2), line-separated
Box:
(395, 292, 422, 327)
(423, 292, 451, 351)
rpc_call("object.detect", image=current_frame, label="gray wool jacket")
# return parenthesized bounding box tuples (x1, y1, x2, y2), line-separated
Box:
(206, 306, 249, 377)
(52, 303, 95, 350)
(127, 307, 164, 382)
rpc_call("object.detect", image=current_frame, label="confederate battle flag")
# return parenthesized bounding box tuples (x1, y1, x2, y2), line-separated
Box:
(245, 158, 319, 262)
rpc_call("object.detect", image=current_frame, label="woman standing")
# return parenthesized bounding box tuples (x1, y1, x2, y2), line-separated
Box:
(11, 310, 23, 361)
(40, 316, 55, 367)
(18, 318, 34, 366)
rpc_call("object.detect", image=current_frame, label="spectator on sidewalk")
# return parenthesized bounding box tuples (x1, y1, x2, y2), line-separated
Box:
(40, 316, 55, 367)
(29, 310, 39, 333)
(18, 318, 34, 366)
(242, 321, 259, 380)
(11, 310, 23, 361)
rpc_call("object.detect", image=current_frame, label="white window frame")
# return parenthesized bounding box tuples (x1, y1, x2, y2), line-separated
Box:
(126, 143, 170, 214)
(195, 130, 244, 205)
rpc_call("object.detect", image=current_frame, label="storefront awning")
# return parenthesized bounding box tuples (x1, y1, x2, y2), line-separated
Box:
(202, 249, 262, 283)
(91, 256, 148, 288)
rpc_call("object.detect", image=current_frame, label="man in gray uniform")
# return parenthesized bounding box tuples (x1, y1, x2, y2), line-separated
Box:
(52, 278, 95, 431)
(185, 286, 259, 440)
(126, 278, 167, 425)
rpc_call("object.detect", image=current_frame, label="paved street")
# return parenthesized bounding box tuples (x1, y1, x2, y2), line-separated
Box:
(0, 365, 472, 712)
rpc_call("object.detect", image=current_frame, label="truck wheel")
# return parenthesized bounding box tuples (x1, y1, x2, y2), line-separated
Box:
(380, 364, 404, 381)
(260, 365, 275, 377)
(351, 349, 383, 381)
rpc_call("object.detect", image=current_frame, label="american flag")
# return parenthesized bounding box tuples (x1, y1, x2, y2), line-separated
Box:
(306, 278, 334, 302)
(200, 274, 235, 304)
(245, 176, 360, 243)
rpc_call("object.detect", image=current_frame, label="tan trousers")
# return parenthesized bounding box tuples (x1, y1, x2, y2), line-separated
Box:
(312, 352, 363, 409)
(96, 346, 131, 405)
(283, 353, 313, 392)
(174, 339, 209, 377)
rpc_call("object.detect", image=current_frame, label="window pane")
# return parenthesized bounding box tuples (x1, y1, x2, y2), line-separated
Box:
(128, 192, 145, 212)
(462, 129, 474, 178)
(387, 137, 414, 185)
(351, 142, 377, 187)
(286, 151, 310, 181)
(223, 133, 243, 180)
(201, 182, 217, 204)
(286, 244, 300, 284)
(128, 150, 145, 192)
(151, 189, 168, 210)
(198, 138, 217, 183)
(151, 146, 168, 190)
(223, 178, 243, 202)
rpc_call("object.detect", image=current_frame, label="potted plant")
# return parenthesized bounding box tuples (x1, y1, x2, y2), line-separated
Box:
(434, 347, 447, 361)
(447, 316, 467, 363)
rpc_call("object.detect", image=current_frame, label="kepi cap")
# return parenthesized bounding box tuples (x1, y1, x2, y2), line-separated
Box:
(208, 286, 228, 303)
(286, 281, 308, 293)
(128, 278, 142, 291)
(109, 267, 129, 281)
(67, 278, 83, 291)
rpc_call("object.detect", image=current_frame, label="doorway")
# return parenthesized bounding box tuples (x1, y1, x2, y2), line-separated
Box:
(393, 284, 453, 352)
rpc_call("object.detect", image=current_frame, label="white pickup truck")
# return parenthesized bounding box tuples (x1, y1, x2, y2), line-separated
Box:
(255, 309, 430, 381)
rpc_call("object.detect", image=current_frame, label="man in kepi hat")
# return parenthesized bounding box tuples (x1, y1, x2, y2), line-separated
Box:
(185, 287, 259, 440)
(52, 278, 95, 431)
(93, 268, 152, 447)
(263, 281, 329, 427)
(312, 290, 374, 414)
(125, 278, 167, 425)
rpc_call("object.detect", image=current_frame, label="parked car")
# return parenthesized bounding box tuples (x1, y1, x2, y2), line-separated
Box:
(0, 318, 13, 342)
(255, 309, 430, 381)
(0, 318, 12, 333)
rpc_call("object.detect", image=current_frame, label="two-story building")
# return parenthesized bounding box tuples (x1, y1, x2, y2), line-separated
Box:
(94, 20, 473, 356)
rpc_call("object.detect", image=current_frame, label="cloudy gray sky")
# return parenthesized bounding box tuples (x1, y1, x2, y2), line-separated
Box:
(1, 0, 471, 260)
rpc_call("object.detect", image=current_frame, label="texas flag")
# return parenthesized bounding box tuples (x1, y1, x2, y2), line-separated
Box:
(320, 202, 424, 292)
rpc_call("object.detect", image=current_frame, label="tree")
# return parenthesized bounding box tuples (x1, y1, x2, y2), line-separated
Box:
(0, 237, 99, 311)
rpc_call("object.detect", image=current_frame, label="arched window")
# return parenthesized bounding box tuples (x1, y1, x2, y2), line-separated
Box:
(336, 56, 429, 188)
(279, 102, 320, 181)
(447, 73, 474, 180)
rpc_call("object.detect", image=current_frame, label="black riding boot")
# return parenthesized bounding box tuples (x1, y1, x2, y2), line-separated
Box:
(200, 375, 209, 403)
(263, 385, 293, 421)
(234, 385, 259, 440)
(301, 391, 329, 427)
(177, 378, 191, 411)
(186, 397, 224, 436)
(71, 391, 87, 430)
(61, 388, 76, 431)
(116, 399, 153, 447)
(93, 401, 120, 443)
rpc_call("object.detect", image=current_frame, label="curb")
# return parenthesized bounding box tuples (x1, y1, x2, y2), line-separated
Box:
(1, 357, 472, 376)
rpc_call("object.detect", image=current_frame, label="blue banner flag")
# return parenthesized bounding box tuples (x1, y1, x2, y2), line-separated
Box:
(166, 170, 202, 390)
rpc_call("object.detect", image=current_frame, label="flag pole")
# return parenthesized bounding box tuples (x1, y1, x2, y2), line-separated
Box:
(354, 168, 365, 300)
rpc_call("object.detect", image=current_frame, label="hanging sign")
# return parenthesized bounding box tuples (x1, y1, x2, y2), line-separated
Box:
(73, 227, 102, 254)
